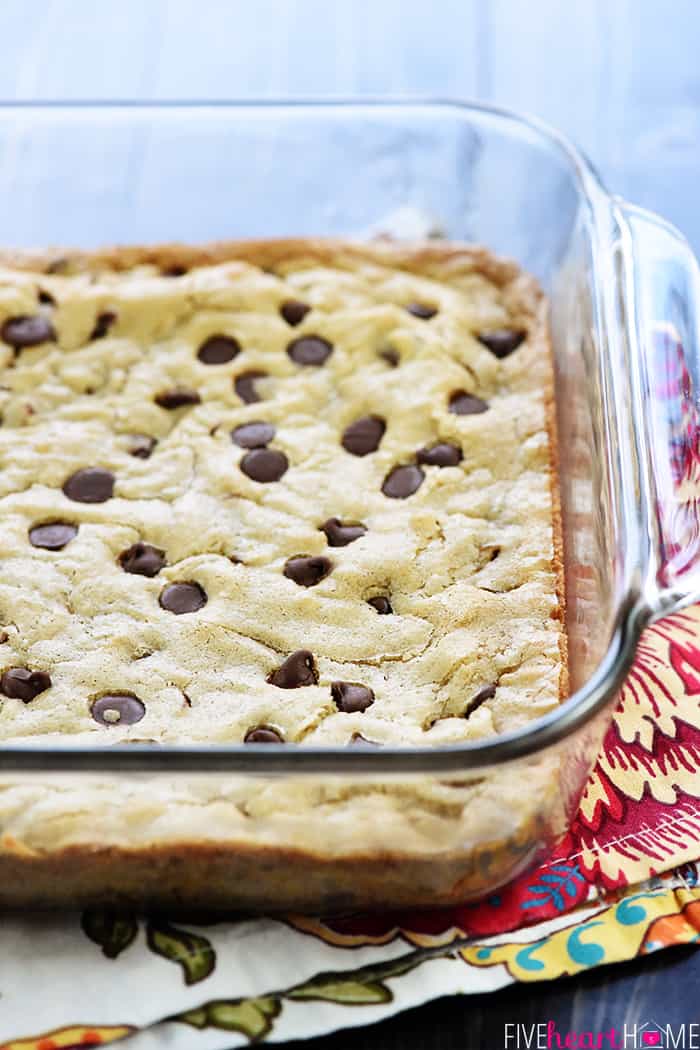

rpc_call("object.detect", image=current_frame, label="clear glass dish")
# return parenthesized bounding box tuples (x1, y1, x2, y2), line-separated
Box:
(0, 100, 698, 912)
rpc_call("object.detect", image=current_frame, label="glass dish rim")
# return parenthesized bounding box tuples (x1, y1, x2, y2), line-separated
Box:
(0, 96, 655, 774)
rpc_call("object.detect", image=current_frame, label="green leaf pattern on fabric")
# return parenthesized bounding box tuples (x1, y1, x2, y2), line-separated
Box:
(146, 921, 216, 985)
(178, 996, 281, 1039)
(288, 978, 391, 1004)
(80, 908, 139, 959)
(172, 948, 436, 1036)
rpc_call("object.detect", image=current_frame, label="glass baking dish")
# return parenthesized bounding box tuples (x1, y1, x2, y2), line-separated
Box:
(0, 100, 698, 912)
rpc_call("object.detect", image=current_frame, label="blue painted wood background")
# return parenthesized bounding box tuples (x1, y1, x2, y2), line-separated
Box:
(0, 0, 698, 247)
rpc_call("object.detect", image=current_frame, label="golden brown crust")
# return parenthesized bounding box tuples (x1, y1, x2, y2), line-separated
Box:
(540, 299, 569, 702)
(0, 237, 567, 911)
(0, 817, 554, 912)
(0, 237, 526, 290)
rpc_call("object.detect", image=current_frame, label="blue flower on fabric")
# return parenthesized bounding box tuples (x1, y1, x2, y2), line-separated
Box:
(520, 863, 585, 912)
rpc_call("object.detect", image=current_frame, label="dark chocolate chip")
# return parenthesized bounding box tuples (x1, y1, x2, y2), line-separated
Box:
(46, 257, 69, 275)
(91, 692, 146, 726)
(381, 464, 424, 499)
(268, 649, 318, 689)
(0, 632, 8, 644)
(235, 370, 267, 404)
(0, 667, 51, 701)
(90, 310, 117, 340)
(197, 334, 241, 365)
(155, 387, 201, 409)
(406, 302, 438, 320)
(128, 434, 157, 459)
(162, 264, 188, 277)
(159, 581, 207, 614)
(448, 390, 489, 415)
(331, 681, 375, 713)
(28, 521, 78, 550)
(244, 725, 284, 743)
(368, 596, 393, 615)
(341, 415, 386, 456)
(231, 421, 276, 448)
(465, 683, 497, 718)
(1, 315, 55, 349)
(240, 447, 288, 483)
(63, 466, 114, 503)
(119, 542, 166, 577)
(417, 442, 463, 467)
(348, 732, 381, 747)
(379, 348, 400, 367)
(287, 335, 333, 366)
(477, 328, 526, 358)
(37, 288, 55, 305)
(284, 555, 332, 587)
(321, 517, 367, 547)
(280, 300, 311, 326)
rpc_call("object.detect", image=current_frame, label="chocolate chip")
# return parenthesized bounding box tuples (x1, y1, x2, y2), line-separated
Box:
(235, 370, 267, 404)
(280, 300, 311, 326)
(268, 649, 318, 688)
(287, 335, 333, 366)
(128, 434, 157, 459)
(240, 447, 288, 483)
(162, 264, 188, 277)
(348, 732, 381, 747)
(381, 464, 424, 499)
(29, 521, 78, 550)
(406, 302, 437, 320)
(231, 421, 275, 448)
(37, 288, 55, 305)
(155, 388, 201, 409)
(465, 683, 497, 717)
(284, 555, 332, 587)
(321, 517, 367, 547)
(448, 390, 489, 415)
(331, 681, 375, 713)
(1, 315, 55, 349)
(91, 693, 146, 726)
(379, 348, 400, 367)
(0, 632, 8, 644)
(159, 581, 207, 614)
(63, 467, 114, 503)
(244, 725, 284, 743)
(119, 542, 166, 577)
(197, 334, 241, 365)
(341, 415, 386, 456)
(477, 328, 526, 358)
(90, 310, 117, 340)
(0, 667, 51, 701)
(417, 442, 463, 467)
(368, 596, 393, 614)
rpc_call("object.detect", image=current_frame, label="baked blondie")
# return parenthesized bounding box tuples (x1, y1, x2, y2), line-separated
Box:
(0, 239, 565, 909)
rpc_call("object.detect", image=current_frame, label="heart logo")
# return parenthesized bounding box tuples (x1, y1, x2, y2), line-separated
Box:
(642, 1034, 661, 1047)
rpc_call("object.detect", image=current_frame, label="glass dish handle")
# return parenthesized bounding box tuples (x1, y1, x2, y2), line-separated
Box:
(617, 200, 700, 618)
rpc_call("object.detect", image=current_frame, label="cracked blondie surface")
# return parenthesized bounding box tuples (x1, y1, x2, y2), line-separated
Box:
(0, 240, 564, 750)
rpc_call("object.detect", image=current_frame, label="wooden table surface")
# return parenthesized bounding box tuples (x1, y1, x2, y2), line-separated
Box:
(1, 1, 698, 1045)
